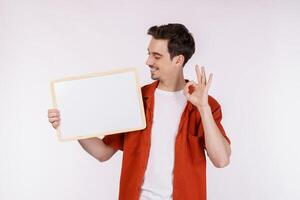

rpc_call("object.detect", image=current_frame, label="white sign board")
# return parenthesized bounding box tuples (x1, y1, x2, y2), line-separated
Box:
(50, 68, 146, 141)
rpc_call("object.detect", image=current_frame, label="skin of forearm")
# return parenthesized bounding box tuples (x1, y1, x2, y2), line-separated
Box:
(78, 137, 111, 161)
(197, 105, 231, 168)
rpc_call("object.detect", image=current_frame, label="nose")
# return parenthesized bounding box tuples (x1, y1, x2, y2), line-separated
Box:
(146, 56, 154, 66)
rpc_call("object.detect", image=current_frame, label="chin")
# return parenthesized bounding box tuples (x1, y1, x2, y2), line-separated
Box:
(151, 77, 159, 80)
(151, 75, 160, 80)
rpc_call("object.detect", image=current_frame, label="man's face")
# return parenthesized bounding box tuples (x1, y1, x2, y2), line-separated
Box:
(146, 38, 180, 81)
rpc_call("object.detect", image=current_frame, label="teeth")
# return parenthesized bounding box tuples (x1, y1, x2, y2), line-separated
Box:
(150, 68, 158, 72)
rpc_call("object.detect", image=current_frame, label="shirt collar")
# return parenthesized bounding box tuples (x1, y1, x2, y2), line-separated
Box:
(143, 79, 195, 112)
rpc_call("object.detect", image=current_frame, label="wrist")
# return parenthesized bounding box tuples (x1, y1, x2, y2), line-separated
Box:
(197, 104, 211, 113)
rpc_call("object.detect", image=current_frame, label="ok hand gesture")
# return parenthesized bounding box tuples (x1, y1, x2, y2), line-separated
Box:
(183, 65, 213, 108)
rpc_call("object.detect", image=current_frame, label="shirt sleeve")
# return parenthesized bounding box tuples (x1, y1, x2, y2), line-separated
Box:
(198, 96, 231, 148)
(102, 133, 124, 151)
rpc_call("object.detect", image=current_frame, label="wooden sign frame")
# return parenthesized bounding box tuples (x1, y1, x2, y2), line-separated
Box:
(50, 67, 146, 141)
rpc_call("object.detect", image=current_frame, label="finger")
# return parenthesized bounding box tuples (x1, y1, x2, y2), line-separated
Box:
(195, 65, 202, 84)
(49, 117, 60, 123)
(52, 121, 59, 129)
(201, 66, 207, 84)
(190, 80, 197, 85)
(183, 82, 193, 98)
(48, 112, 60, 118)
(183, 81, 196, 98)
(206, 73, 213, 90)
(48, 109, 60, 114)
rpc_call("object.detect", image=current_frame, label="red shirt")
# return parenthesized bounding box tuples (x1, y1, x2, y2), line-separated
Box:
(102, 80, 231, 200)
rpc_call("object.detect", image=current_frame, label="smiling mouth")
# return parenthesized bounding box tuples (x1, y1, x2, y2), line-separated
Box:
(150, 67, 159, 72)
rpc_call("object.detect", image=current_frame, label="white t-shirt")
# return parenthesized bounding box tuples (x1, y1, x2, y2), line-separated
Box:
(139, 87, 187, 200)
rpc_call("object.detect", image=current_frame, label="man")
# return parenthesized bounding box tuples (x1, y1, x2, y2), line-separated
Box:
(48, 23, 231, 200)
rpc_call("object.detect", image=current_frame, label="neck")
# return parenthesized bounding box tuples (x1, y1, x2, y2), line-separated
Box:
(157, 72, 186, 92)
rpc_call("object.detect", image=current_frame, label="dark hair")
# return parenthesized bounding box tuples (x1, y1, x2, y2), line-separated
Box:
(147, 23, 195, 67)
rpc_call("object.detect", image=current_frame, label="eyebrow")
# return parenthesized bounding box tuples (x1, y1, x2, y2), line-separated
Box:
(147, 48, 163, 57)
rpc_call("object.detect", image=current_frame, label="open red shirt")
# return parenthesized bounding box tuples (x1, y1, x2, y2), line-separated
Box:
(102, 80, 231, 200)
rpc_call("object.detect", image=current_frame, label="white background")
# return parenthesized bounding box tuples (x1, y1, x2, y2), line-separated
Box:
(0, 0, 299, 199)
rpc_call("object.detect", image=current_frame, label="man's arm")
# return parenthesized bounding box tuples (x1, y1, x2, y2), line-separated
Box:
(197, 105, 231, 168)
(78, 138, 118, 162)
(48, 108, 117, 162)
(183, 65, 231, 168)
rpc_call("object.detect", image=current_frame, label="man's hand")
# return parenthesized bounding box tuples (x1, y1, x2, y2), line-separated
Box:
(47, 108, 116, 161)
(183, 65, 213, 108)
(48, 108, 60, 129)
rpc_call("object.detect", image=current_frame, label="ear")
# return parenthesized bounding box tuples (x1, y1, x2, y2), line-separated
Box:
(175, 55, 185, 67)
